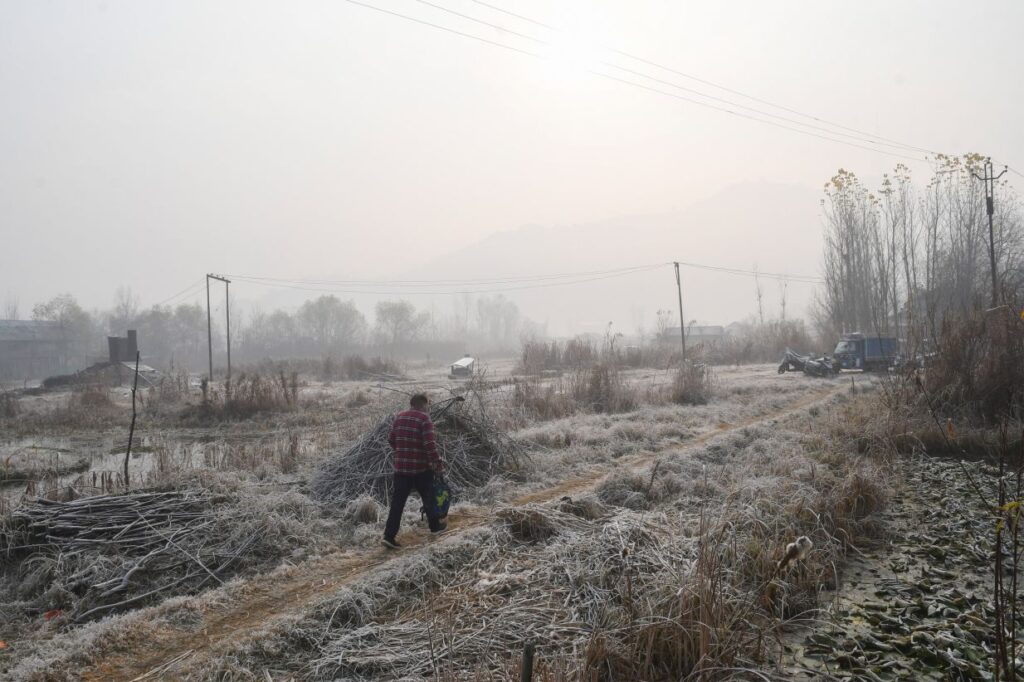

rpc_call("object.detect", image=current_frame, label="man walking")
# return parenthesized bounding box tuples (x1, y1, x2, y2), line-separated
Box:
(382, 393, 447, 548)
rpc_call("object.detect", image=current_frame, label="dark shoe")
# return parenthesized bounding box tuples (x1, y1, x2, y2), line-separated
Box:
(430, 522, 448, 535)
(381, 537, 401, 549)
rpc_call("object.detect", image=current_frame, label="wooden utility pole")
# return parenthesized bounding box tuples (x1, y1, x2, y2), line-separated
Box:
(206, 274, 232, 381)
(674, 262, 687, 363)
(971, 160, 1008, 307)
(124, 350, 140, 491)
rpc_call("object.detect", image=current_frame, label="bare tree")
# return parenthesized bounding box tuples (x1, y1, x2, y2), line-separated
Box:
(110, 285, 140, 333)
(375, 300, 428, 347)
(298, 296, 366, 350)
(820, 155, 1023, 345)
(2, 294, 18, 321)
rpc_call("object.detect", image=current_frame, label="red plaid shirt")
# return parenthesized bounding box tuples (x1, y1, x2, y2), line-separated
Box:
(388, 409, 442, 474)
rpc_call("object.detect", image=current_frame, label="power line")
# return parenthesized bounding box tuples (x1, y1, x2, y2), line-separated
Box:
(346, 0, 540, 59)
(223, 260, 822, 299)
(222, 263, 665, 287)
(468, 0, 940, 156)
(226, 264, 668, 295)
(152, 279, 205, 307)
(417, 0, 933, 155)
(343, 0, 930, 163)
(675, 261, 823, 283)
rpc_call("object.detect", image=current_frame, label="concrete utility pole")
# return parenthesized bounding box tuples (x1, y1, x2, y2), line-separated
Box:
(206, 276, 213, 382)
(205, 274, 232, 381)
(674, 262, 686, 363)
(971, 160, 1008, 307)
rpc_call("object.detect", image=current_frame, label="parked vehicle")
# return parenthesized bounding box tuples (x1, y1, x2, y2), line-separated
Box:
(832, 333, 899, 371)
(778, 348, 837, 377)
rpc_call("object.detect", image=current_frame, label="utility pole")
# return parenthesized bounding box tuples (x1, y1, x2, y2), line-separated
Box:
(971, 160, 1008, 307)
(205, 274, 232, 381)
(206, 276, 213, 382)
(674, 262, 686, 363)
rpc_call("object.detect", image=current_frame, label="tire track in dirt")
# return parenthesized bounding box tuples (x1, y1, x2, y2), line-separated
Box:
(79, 385, 843, 681)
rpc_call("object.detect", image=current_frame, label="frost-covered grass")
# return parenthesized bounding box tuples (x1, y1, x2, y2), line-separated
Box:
(0, 364, 847, 678)
(84, 392, 887, 681)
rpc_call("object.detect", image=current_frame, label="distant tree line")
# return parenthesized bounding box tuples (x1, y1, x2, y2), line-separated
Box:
(816, 154, 1023, 345)
(22, 289, 538, 372)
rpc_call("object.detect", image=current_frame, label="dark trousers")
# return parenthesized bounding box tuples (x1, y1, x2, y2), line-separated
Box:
(384, 470, 441, 539)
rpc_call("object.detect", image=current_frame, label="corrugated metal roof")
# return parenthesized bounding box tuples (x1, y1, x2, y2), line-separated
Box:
(0, 320, 65, 342)
(451, 356, 475, 368)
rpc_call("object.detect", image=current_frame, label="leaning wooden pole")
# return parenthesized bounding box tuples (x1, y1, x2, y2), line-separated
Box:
(123, 350, 140, 491)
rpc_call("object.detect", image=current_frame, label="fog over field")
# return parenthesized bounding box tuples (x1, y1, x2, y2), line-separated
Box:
(3, 1, 1022, 332)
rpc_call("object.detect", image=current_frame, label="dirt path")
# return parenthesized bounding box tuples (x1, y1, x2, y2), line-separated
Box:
(79, 384, 842, 681)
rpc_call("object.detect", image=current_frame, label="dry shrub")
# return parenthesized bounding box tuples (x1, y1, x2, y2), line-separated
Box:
(339, 355, 401, 381)
(925, 308, 1024, 422)
(569, 363, 637, 414)
(74, 380, 111, 408)
(669, 360, 715, 405)
(345, 390, 370, 408)
(596, 471, 652, 510)
(510, 379, 575, 422)
(497, 507, 557, 542)
(831, 464, 889, 523)
(557, 494, 607, 520)
(153, 369, 191, 404)
(344, 494, 382, 524)
(280, 433, 300, 474)
(181, 371, 298, 422)
(0, 389, 19, 418)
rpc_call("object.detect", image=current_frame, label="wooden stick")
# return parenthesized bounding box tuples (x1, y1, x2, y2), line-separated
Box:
(124, 351, 141, 491)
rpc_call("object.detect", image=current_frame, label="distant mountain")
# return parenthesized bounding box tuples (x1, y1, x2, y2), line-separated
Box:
(400, 182, 825, 335)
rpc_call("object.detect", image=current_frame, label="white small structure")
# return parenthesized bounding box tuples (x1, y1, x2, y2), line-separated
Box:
(449, 355, 475, 379)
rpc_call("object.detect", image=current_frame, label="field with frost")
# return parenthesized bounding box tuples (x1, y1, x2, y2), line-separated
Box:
(2, 359, 995, 681)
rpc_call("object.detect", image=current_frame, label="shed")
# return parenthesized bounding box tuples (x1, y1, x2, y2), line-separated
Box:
(0, 320, 70, 380)
(664, 325, 726, 346)
(449, 355, 475, 378)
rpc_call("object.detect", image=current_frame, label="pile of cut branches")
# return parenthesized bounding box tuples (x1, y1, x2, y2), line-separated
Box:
(2, 490, 265, 622)
(310, 391, 526, 504)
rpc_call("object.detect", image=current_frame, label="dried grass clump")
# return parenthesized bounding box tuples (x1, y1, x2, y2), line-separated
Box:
(180, 371, 298, 422)
(569, 363, 638, 414)
(831, 463, 889, 523)
(518, 337, 598, 375)
(1, 388, 20, 418)
(596, 471, 652, 510)
(669, 360, 715, 406)
(338, 355, 403, 381)
(496, 506, 557, 542)
(510, 379, 576, 422)
(344, 495, 382, 525)
(557, 494, 607, 520)
(73, 380, 112, 408)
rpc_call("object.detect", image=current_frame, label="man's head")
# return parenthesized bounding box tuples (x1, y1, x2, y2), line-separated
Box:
(410, 393, 429, 411)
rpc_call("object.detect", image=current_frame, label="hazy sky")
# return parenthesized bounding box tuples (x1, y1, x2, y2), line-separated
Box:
(2, 0, 1022, 326)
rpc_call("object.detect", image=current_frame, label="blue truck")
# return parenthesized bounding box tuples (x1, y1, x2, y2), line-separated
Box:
(832, 332, 900, 371)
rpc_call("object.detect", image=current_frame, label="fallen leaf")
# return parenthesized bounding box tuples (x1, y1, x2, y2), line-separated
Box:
(43, 609, 63, 621)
